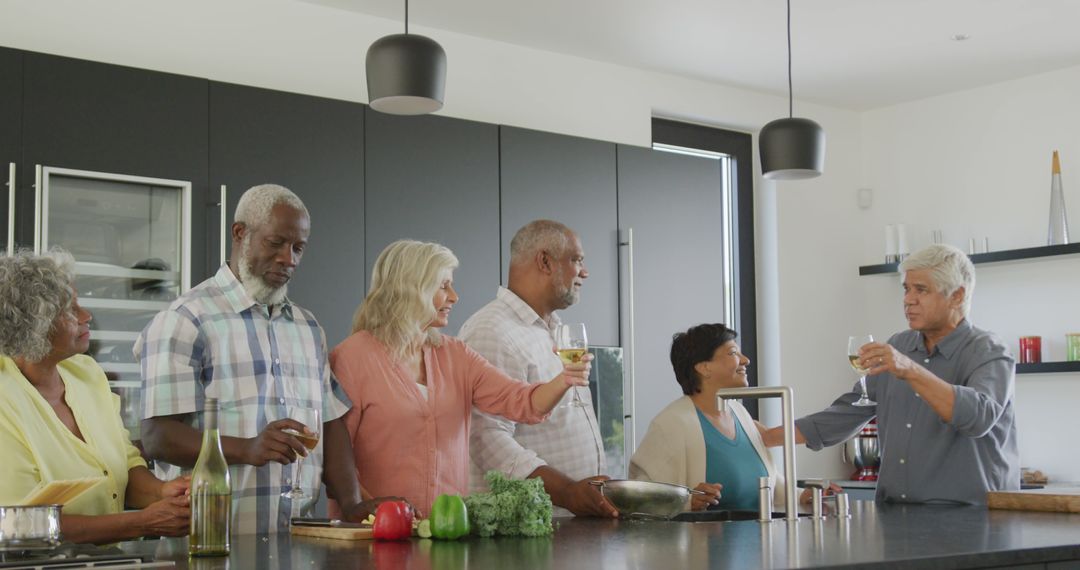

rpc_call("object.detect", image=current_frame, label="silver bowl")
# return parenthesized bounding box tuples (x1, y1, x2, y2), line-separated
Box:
(590, 480, 705, 519)
(0, 505, 63, 551)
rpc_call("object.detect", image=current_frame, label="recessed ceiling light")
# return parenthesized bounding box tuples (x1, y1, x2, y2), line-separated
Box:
(951, 34, 971, 41)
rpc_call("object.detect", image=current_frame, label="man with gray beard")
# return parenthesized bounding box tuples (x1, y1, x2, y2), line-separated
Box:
(136, 184, 392, 533)
(461, 220, 617, 517)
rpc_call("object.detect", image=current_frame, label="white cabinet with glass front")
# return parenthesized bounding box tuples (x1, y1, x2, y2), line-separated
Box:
(38, 166, 191, 442)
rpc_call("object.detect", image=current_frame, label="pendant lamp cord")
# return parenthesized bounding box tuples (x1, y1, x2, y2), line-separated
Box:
(786, 0, 794, 118)
(405, 0, 409, 34)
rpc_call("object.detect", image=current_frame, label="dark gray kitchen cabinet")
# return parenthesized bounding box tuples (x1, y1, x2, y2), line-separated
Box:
(364, 109, 500, 335)
(498, 126, 619, 346)
(19, 52, 209, 277)
(617, 144, 726, 448)
(209, 82, 364, 346)
(0, 47, 22, 254)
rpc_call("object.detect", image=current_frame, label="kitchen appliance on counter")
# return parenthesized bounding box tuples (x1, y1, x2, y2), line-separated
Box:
(842, 419, 880, 481)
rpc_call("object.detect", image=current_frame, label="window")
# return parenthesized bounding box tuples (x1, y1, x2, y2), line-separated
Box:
(651, 118, 758, 392)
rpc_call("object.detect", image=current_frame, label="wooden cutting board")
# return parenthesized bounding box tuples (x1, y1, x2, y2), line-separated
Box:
(290, 524, 374, 540)
(987, 487, 1080, 513)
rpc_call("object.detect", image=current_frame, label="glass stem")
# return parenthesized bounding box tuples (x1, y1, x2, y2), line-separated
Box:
(293, 456, 303, 493)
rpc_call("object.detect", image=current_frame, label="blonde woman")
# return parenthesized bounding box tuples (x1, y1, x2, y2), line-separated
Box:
(328, 240, 591, 516)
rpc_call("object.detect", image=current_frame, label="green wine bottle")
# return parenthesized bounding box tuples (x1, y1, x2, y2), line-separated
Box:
(189, 398, 231, 556)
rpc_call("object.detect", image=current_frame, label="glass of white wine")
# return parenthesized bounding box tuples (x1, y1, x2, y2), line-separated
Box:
(848, 335, 877, 407)
(556, 323, 589, 408)
(281, 407, 320, 501)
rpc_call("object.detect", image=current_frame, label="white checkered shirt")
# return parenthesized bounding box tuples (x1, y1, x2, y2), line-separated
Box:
(135, 265, 351, 534)
(460, 287, 605, 517)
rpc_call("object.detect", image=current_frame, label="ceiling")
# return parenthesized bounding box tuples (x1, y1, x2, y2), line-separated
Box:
(302, 0, 1080, 111)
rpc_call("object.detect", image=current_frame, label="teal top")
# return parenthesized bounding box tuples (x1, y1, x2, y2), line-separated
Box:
(697, 408, 769, 511)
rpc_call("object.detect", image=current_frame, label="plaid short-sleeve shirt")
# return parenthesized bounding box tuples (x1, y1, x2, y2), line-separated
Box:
(136, 265, 351, 534)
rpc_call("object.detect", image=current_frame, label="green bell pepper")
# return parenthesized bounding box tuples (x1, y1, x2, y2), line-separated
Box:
(429, 494, 470, 540)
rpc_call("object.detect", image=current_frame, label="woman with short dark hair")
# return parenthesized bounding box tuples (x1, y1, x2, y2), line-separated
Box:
(630, 323, 786, 511)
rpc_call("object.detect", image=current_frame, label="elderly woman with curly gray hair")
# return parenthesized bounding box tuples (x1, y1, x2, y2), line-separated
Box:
(0, 250, 190, 544)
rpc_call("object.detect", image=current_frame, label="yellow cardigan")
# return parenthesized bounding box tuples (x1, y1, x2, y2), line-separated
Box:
(0, 355, 145, 514)
(629, 395, 786, 507)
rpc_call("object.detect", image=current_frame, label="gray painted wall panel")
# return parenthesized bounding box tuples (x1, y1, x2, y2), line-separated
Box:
(499, 126, 619, 346)
(365, 110, 500, 335)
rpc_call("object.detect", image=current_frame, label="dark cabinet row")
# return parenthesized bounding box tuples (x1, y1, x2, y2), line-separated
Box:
(0, 48, 735, 450)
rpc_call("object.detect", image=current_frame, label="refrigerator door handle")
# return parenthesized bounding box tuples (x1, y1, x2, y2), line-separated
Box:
(219, 185, 227, 267)
(5, 162, 13, 257)
(618, 227, 637, 459)
(33, 164, 42, 254)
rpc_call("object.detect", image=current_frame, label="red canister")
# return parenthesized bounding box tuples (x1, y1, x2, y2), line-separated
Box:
(1019, 336, 1042, 364)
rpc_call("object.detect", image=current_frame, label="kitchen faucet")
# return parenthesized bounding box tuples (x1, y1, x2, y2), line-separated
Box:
(715, 385, 798, 522)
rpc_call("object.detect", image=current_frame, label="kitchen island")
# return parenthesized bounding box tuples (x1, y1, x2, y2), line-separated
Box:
(119, 502, 1080, 569)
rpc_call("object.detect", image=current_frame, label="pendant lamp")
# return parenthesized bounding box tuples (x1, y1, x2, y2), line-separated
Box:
(759, 0, 825, 180)
(366, 0, 446, 115)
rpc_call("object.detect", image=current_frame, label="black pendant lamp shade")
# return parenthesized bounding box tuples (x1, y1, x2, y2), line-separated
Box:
(759, 0, 825, 180)
(366, 0, 446, 115)
(759, 116, 825, 180)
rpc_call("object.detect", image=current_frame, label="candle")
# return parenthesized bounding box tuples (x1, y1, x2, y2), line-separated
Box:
(885, 225, 897, 263)
(896, 224, 909, 256)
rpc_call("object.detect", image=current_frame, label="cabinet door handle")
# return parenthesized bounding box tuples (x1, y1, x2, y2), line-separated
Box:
(219, 185, 227, 266)
(33, 164, 42, 254)
(619, 227, 637, 456)
(6, 162, 13, 257)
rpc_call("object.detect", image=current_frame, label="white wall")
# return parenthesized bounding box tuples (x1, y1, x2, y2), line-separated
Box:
(0, 0, 874, 481)
(859, 65, 1080, 483)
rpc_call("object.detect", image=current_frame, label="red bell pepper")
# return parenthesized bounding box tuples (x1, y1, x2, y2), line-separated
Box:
(373, 501, 414, 541)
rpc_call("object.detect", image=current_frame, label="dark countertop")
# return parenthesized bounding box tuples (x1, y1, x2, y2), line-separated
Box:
(120, 502, 1080, 569)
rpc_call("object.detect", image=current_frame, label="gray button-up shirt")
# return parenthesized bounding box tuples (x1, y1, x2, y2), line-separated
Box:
(795, 319, 1019, 505)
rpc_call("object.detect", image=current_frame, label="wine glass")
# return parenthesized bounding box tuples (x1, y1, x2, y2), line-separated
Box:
(281, 407, 321, 500)
(847, 335, 877, 407)
(556, 323, 589, 408)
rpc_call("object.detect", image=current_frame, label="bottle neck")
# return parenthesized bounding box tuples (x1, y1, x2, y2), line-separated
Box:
(205, 405, 218, 430)
(202, 403, 220, 444)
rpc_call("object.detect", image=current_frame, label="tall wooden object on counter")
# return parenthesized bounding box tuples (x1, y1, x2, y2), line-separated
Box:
(988, 487, 1080, 513)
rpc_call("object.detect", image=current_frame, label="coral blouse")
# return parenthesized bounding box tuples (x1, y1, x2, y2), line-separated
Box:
(329, 331, 547, 515)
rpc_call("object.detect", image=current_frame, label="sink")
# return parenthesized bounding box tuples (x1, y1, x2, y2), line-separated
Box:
(671, 510, 802, 522)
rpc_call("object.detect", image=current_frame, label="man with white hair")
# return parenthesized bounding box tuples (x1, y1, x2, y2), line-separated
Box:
(765, 243, 1019, 504)
(136, 184, 389, 533)
(461, 219, 618, 517)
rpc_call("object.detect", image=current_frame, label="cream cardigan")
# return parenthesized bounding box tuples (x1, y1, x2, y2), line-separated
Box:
(629, 395, 786, 507)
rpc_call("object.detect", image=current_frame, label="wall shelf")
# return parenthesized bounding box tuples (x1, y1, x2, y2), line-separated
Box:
(1016, 361, 1080, 375)
(858, 242, 1080, 276)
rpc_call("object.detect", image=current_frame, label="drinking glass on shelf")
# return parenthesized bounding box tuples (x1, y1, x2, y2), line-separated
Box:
(847, 335, 877, 407)
(280, 407, 321, 501)
(556, 323, 589, 408)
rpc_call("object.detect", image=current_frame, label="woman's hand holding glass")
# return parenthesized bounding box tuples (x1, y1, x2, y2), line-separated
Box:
(556, 323, 591, 408)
